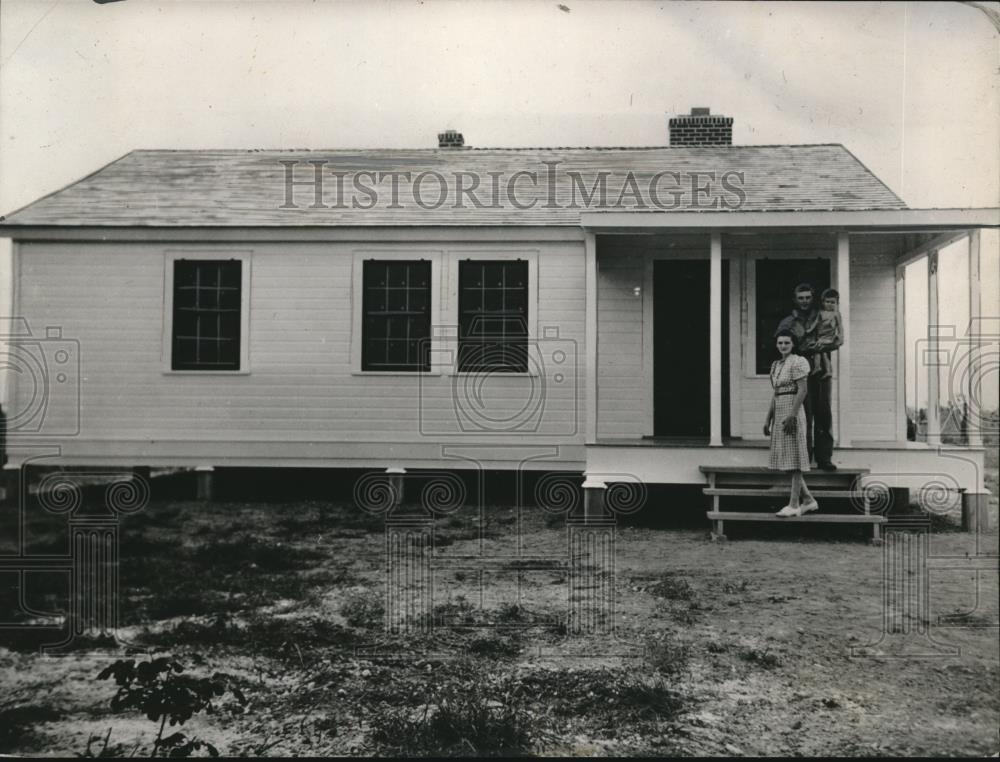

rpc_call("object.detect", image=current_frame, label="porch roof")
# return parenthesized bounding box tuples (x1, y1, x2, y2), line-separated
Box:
(581, 207, 1000, 232)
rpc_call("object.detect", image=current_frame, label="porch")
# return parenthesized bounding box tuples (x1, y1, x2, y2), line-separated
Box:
(579, 208, 997, 500)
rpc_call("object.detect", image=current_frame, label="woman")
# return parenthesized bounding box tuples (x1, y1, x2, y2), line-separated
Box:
(764, 329, 818, 517)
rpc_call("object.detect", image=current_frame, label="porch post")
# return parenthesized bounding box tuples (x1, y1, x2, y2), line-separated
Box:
(967, 231, 983, 447)
(895, 264, 907, 441)
(926, 250, 941, 442)
(836, 232, 852, 447)
(585, 231, 598, 445)
(709, 230, 723, 446)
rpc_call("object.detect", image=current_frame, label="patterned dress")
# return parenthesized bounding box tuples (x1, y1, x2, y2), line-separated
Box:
(768, 354, 811, 472)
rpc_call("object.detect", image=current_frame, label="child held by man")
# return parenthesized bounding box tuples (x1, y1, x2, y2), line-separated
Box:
(808, 288, 843, 378)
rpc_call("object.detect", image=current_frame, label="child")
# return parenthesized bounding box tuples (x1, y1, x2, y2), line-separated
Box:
(810, 288, 843, 377)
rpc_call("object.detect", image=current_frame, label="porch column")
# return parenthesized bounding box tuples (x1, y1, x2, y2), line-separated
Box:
(967, 231, 983, 447)
(926, 250, 941, 441)
(709, 231, 723, 446)
(895, 265, 907, 441)
(836, 233, 852, 447)
(585, 231, 598, 445)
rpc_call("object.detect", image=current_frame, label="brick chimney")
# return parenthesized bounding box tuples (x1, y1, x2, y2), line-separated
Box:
(437, 129, 465, 148)
(669, 108, 733, 146)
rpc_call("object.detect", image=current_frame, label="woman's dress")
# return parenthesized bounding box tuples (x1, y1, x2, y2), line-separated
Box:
(768, 354, 810, 471)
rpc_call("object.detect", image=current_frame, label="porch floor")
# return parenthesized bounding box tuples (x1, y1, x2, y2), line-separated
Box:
(592, 438, 974, 451)
(595, 437, 766, 448)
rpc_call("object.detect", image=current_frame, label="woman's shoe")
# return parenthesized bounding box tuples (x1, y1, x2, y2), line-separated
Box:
(800, 499, 819, 514)
(775, 505, 802, 517)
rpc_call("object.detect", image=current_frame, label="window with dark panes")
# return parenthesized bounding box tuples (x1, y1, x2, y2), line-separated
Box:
(362, 260, 431, 372)
(754, 258, 830, 374)
(458, 260, 529, 373)
(172, 259, 242, 371)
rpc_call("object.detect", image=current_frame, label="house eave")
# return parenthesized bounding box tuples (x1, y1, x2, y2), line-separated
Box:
(581, 208, 1000, 232)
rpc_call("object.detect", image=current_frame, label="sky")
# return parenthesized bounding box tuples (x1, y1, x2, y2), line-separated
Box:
(0, 0, 997, 409)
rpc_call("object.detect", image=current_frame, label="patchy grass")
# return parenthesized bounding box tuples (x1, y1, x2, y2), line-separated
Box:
(340, 592, 385, 629)
(643, 632, 691, 679)
(738, 646, 782, 669)
(369, 676, 537, 757)
(2, 477, 997, 757)
(645, 573, 696, 602)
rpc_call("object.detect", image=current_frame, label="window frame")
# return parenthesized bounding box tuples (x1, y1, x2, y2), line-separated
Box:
(445, 250, 539, 377)
(360, 258, 434, 373)
(161, 250, 252, 375)
(744, 253, 832, 379)
(350, 249, 443, 375)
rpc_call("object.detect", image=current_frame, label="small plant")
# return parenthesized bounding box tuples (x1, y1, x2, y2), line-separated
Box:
(739, 646, 782, 669)
(97, 655, 247, 757)
(340, 591, 385, 629)
(648, 573, 695, 601)
(369, 678, 536, 756)
(722, 578, 752, 594)
(644, 633, 691, 678)
(467, 634, 521, 659)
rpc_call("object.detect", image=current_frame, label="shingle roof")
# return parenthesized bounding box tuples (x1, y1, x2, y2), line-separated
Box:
(0, 144, 906, 227)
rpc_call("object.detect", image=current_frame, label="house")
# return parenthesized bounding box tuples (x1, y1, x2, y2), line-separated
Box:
(0, 110, 995, 528)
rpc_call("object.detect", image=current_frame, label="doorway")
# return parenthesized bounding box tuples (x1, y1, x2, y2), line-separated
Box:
(653, 259, 730, 438)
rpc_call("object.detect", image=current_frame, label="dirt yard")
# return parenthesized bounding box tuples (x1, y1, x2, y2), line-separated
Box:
(1, 468, 998, 757)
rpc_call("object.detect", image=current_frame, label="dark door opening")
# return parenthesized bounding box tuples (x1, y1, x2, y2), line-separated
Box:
(653, 259, 730, 438)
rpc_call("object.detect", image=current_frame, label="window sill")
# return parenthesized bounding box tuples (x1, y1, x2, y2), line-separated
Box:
(163, 369, 251, 376)
(351, 371, 442, 377)
(447, 371, 540, 378)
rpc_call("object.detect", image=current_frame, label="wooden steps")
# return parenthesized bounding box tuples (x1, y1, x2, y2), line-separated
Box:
(706, 511, 885, 524)
(704, 488, 862, 499)
(701, 464, 884, 544)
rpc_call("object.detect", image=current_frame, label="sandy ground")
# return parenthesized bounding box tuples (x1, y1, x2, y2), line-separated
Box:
(1, 482, 998, 757)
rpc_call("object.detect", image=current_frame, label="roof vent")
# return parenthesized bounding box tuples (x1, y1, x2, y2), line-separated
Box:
(669, 108, 733, 146)
(438, 129, 465, 148)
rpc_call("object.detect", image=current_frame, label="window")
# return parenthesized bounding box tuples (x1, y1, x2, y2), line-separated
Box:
(458, 259, 529, 373)
(362, 260, 432, 372)
(754, 258, 830, 374)
(172, 259, 243, 371)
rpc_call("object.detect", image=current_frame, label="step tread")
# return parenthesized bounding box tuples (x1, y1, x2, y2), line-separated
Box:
(699, 465, 869, 475)
(706, 511, 886, 524)
(704, 488, 866, 498)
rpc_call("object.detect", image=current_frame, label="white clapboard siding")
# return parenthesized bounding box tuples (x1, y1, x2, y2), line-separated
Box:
(845, 243, 897, 442)
(596, 254, 646, 439)
(10, 238, 586, 464)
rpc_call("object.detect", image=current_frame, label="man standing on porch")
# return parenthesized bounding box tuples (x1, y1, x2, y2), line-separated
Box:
(775, 283, 838, 471)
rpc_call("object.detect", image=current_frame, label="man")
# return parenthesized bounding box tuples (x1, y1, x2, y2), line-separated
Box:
(775, 283, 837, 471)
